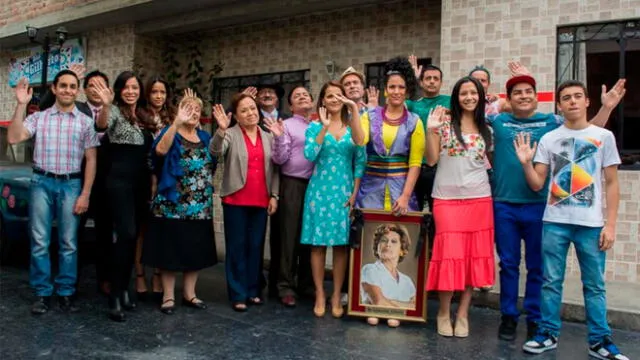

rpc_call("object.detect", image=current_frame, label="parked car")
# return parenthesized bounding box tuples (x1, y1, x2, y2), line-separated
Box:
(0, 138, 94, 264)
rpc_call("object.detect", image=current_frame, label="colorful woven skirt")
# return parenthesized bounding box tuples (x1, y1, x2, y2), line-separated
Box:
(426, 196, 495, 291)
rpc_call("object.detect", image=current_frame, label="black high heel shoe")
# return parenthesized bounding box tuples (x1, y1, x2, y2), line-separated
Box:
(121, 290, 137, 311)
(160, 299, 175, 315)
(151, 271, 163, 304)
(108, 294, 126, 322)
(135, 272, 149, 302)
(182, 297, 207, 310)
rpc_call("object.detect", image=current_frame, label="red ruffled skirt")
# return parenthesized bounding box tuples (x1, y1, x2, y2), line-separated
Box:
(426, 196, 495, 291)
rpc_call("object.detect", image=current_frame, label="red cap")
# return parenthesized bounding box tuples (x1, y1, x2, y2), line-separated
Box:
(506, 75, 536, 95)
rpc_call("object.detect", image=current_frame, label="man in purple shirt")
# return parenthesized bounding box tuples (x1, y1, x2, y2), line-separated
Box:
(264, 86, 315, 307)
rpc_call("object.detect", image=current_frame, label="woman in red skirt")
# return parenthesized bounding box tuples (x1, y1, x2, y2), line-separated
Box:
(424, 76, 494, 338)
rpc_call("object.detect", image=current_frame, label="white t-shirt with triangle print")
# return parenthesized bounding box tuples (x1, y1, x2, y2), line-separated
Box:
(533, 125, 621, 227)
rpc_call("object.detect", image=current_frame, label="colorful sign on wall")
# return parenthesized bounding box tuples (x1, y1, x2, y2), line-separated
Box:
(7, 38, 85, 87)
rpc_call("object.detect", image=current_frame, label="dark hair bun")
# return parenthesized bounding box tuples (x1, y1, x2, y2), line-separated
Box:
(384, 56, 418, 100)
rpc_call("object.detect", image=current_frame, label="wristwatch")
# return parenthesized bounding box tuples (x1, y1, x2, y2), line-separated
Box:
(271, 193, 280, 201)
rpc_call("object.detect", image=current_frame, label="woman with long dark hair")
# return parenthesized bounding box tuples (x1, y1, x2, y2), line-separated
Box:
(144, 76, 176, 132)
(300, 81, 365, 318)
(134, 75, 175, 302)
(355, 56, 425, 328)
(95, 71, 155, 322)
(424, 76, 494, 338)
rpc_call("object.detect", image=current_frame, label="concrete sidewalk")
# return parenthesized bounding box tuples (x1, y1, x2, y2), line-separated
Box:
(473, 274, 640, 331)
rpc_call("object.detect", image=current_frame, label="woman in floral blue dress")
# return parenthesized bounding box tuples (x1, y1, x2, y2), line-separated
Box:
(300, 81, 366, 318)
(143, 92, 217, 315)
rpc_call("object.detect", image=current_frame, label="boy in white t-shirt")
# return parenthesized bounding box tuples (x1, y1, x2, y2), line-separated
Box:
(513, 80, 628, 360)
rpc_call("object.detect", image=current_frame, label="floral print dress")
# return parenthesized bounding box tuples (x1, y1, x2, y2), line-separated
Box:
(300, 122, 366, 247)
(150, 139, 214, 220)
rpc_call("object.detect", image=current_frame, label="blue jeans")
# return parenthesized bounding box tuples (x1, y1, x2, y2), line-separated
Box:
(222, 204, 268, 302)
(540, 222, 610, 344)
(494, 201, 545, 323)
(29, 174, 81, 297)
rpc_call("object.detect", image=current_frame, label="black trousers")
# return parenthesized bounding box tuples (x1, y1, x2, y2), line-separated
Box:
(414, 164, 437, 213)
(276, 175, 312, 298)
(91, 143, 113, 287)
(106, 144, 150, 295)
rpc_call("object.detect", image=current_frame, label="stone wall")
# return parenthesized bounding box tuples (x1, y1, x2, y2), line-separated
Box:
(439, 0, 640, 113)
(0, 0, 101, 27)
(189, 0, 442, 97)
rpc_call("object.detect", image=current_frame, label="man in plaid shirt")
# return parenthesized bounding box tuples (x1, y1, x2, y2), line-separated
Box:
(8, 70, 100, 315)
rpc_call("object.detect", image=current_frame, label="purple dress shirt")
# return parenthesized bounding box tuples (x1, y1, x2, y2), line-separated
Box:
(271, 114, 314, 180)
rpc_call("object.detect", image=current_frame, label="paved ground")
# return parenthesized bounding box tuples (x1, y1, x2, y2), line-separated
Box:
(1, 264, 639, 360)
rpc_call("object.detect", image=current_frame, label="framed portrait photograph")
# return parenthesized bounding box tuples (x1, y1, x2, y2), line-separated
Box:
(347, 209, 429, 322)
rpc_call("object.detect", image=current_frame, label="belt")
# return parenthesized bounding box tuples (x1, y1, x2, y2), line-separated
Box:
(33, 167, 82, 180)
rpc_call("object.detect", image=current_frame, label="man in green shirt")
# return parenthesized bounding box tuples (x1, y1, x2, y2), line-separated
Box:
(405, 59, 451, 212)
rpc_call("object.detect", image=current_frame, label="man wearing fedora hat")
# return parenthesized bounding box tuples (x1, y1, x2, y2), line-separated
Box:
(256, 83, 289, 129)
(488, 67, 626, 343)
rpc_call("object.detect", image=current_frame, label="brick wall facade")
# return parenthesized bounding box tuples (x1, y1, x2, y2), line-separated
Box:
(0, 25, 137, 121)
(439, 0, 640, 113)
(0, 0, 101, 27)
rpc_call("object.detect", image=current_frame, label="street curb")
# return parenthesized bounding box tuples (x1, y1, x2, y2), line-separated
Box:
(472, 289, 640, 332)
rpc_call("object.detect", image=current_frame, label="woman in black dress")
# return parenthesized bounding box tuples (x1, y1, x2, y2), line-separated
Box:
(95, 71, 155, 322)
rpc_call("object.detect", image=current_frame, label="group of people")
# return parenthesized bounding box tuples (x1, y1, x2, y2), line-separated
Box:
(6, 52, 629, 359)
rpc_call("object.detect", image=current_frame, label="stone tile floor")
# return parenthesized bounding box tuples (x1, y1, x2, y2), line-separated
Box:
(1, 265, 639, 360)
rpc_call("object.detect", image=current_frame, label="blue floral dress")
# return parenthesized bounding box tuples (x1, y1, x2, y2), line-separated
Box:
(151, 140, 213, 219)
(300, 122, 366, 246)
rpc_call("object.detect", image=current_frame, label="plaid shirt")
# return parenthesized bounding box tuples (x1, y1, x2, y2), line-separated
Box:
(24, 105, 100, 175)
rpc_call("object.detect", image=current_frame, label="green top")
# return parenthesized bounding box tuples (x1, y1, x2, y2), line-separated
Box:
(406, 94, 451, 164)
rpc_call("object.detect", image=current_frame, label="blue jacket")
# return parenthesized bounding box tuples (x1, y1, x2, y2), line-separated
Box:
(151, 126, 216, 203)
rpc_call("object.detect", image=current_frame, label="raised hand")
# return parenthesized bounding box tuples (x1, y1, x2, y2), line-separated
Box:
(183, 88, 197, 99)
(242, 86, 258, 99)
(93, 79, 114, 106)
(335, 93, 357, 108)
(263, 117, 285, 137)
(366, 86, 380, 108)
(175, 101, 195, 126)
(212, 104, 232, 131)
(15, 78, 33, 105)
(426, 105, 446, 130)
(486, 93, 500, 102)
(601, 79, 626, 110)
(409, 54, 422, 79)
(513, 132, 537, 165)
(69, 63, 87, 81)
(508, 60, 531, 77)
(318, 106, 330, 128)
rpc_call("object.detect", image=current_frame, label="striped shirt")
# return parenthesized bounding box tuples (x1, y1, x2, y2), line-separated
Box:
(24, 105, 100, 175)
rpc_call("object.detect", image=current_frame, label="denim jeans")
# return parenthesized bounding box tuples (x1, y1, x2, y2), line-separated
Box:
(539, 222, 611, 344)
(494, 201, 545, 323)
(29, 174, 82, 297)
